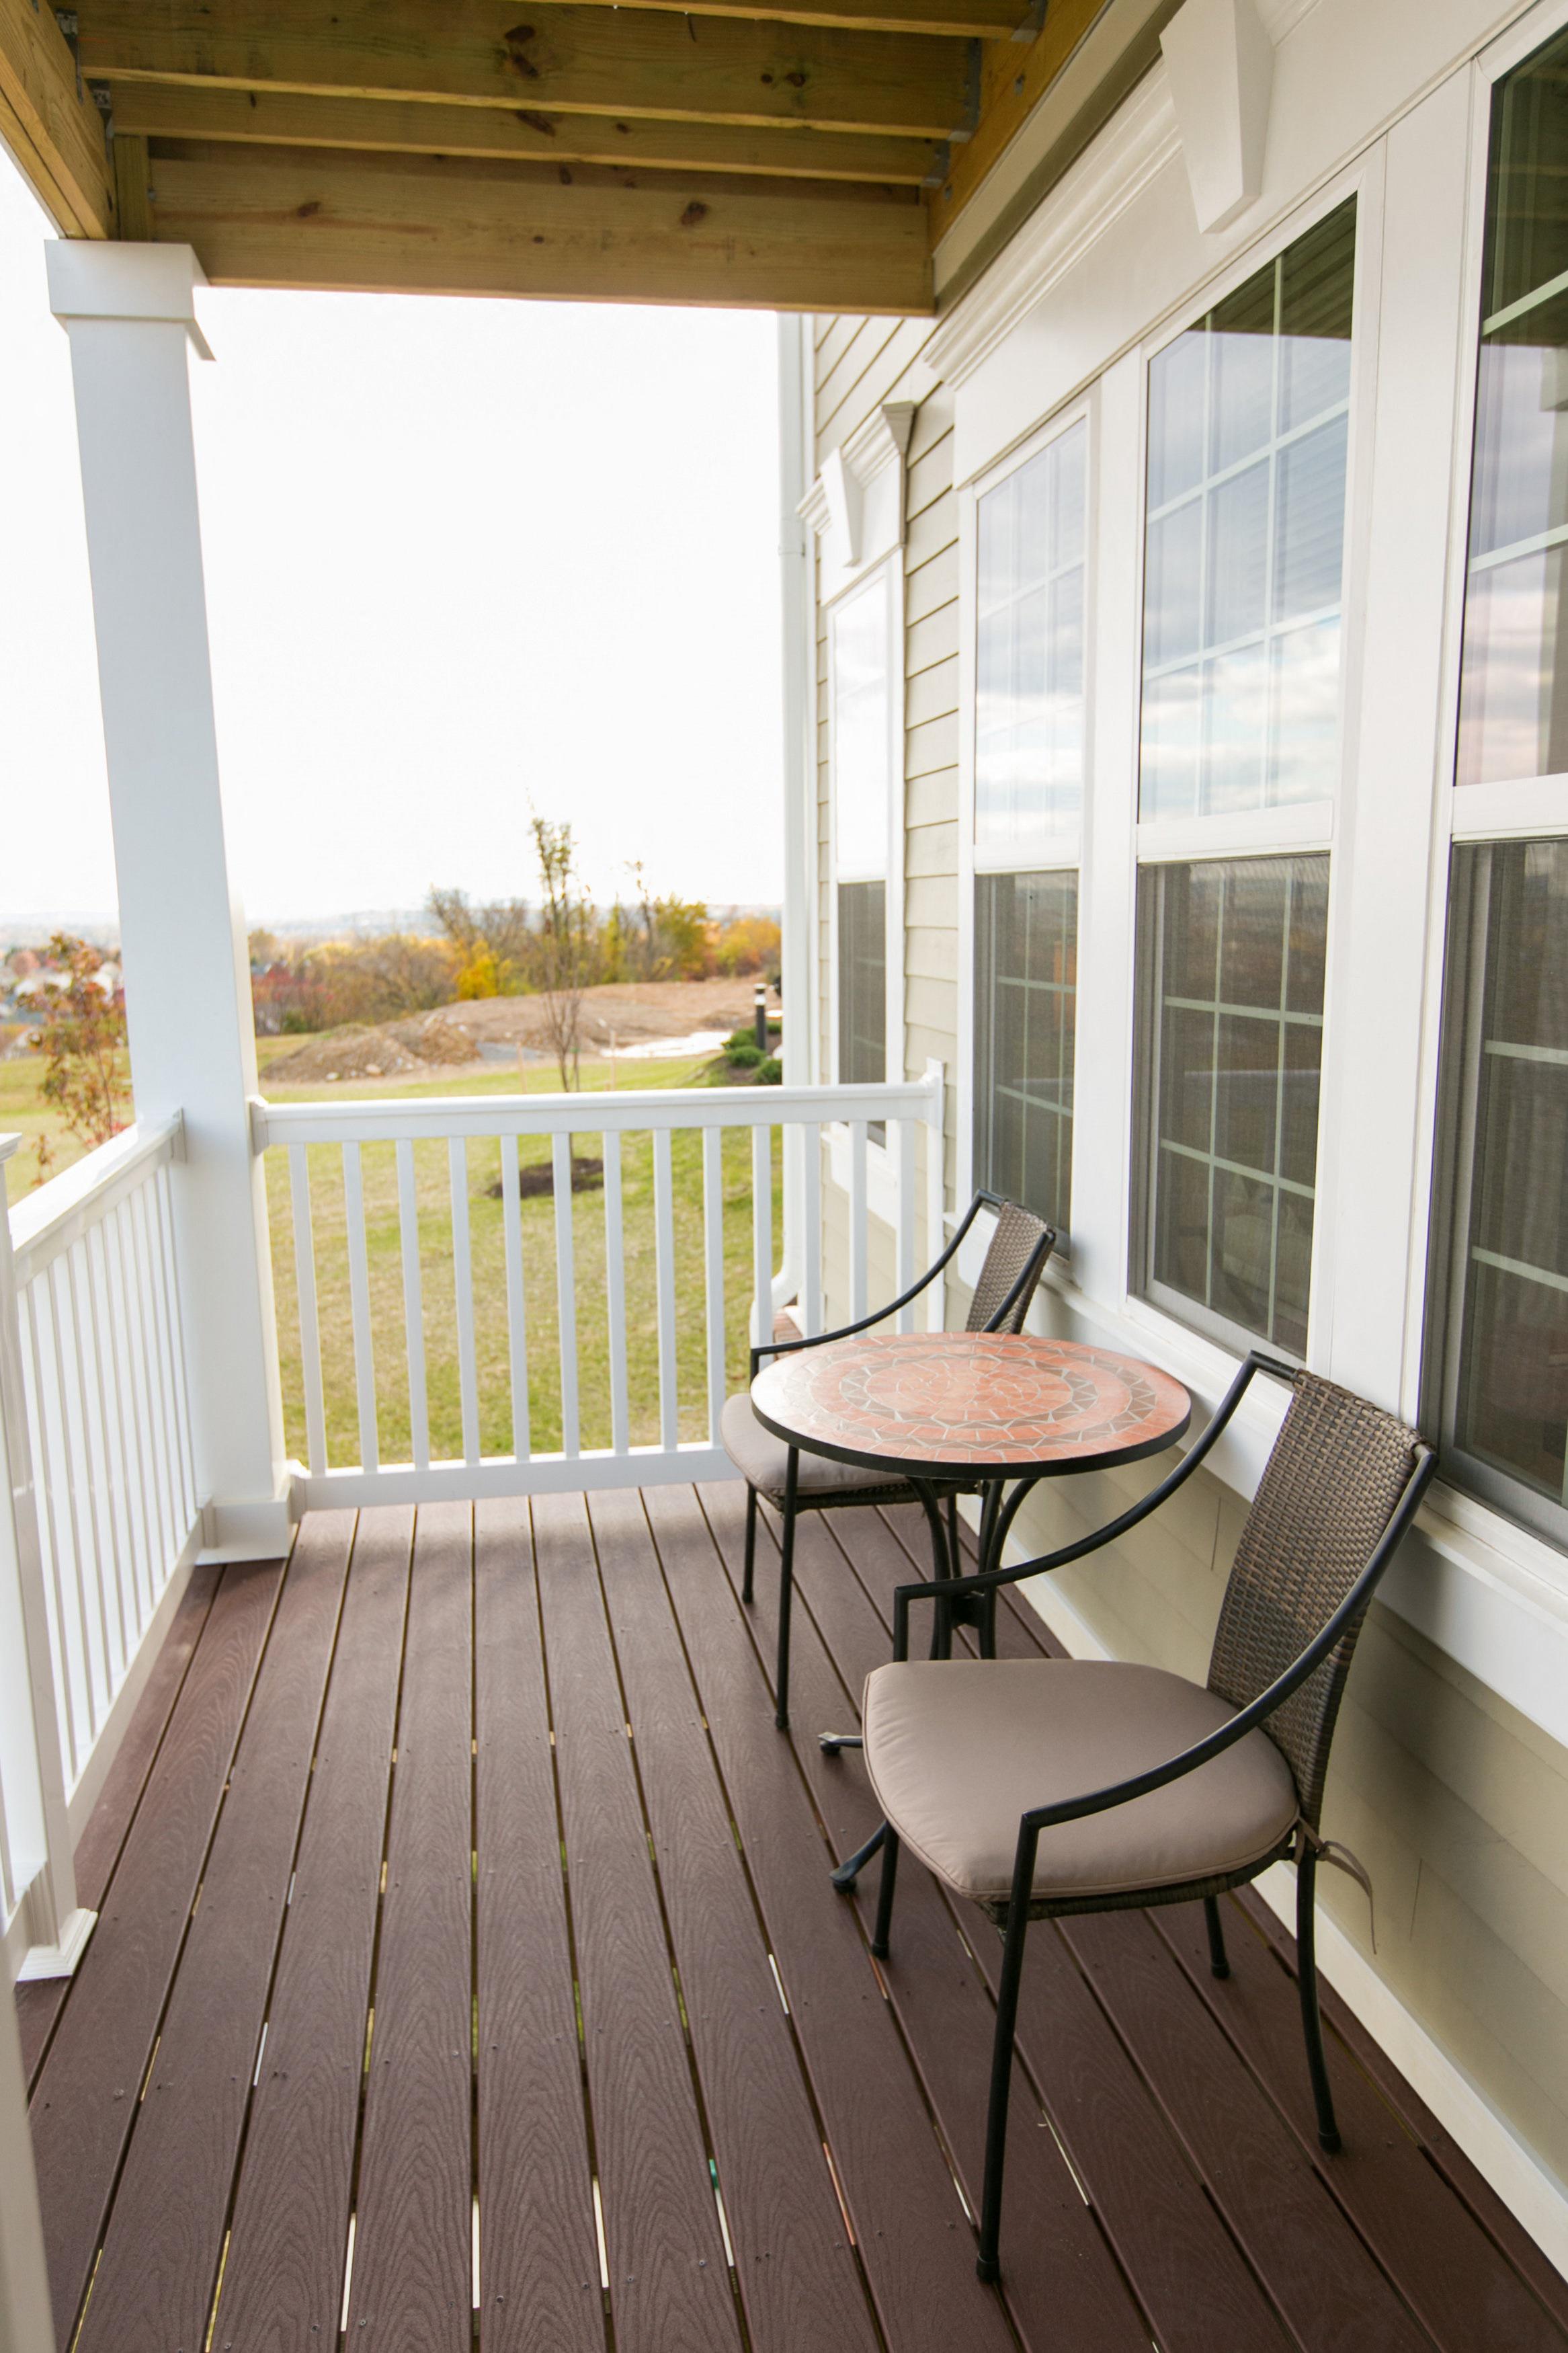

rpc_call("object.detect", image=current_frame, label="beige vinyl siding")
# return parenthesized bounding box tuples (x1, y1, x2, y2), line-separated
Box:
(802, 44, 1568, 2252)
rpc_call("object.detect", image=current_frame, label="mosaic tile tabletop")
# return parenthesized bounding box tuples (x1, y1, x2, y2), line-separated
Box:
(751, 1333, 1192, 1473)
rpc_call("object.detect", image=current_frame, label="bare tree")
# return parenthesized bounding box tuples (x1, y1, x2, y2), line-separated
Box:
(531, 817, 593, 1089)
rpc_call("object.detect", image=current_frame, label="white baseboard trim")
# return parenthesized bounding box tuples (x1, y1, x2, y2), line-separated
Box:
(15, 1905, 96, 1984)
(1007, 1556, 1568, 2288)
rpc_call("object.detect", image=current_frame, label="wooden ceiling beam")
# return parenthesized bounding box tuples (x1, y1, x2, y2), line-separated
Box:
(0, 0, 114, 236)
(79, 3, 975, 140)
(138, 141, 934, 311)
(108, 79, 940, 186)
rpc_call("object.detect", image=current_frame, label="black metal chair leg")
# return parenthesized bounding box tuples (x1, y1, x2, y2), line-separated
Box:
(977, 1900, 1031, 2284)
(831, 1821, 886, 1890)
(1296, 1845, 1341, 2153)
(870, 1830, 900, 1957)
(819, 1733, 863, 1755)
(947, 1491, 961, 1576)
(742, 1484, 758, 1605)
(1203, 1894, 1230, 1979)
(774, 1452, 799, 1731)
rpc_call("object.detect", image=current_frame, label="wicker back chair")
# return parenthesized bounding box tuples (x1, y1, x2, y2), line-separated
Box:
(861, 1351, 1435, 2286)
(720, 1190, 1055, 1727)
(1208, 1374, 1419, 1828)
(966, 1200, 1053, 1335)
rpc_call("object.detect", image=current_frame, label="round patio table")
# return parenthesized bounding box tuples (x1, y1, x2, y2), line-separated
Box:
(749, 1329, 1192, 1887)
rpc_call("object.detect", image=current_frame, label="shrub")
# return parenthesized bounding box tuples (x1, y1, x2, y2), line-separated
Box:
(725, 1039, 764, 1068)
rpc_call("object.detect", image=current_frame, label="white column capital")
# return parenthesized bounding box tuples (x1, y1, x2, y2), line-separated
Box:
(46, 241, 214, 359)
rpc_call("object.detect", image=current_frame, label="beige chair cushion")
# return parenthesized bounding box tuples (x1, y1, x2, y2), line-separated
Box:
(863, 1659, 1298, 1907)
(720, 1392, 909, 1503)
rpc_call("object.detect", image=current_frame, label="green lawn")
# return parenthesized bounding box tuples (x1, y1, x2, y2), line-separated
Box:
(3, 1040, 778, 1468)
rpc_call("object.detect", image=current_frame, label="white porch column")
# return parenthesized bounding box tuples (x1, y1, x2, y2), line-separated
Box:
(47, 243, 288, 1556)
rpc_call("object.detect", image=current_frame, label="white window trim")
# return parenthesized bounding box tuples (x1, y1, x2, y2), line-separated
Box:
(957, 394, 1096, 1257)
(825, 553, 907, 1222)
(1123, 151, 1386, 1373)
(1409, 0, 1568, 1557)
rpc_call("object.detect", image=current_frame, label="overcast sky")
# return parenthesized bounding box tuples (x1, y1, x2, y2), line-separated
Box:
(0, 153, 786, 934)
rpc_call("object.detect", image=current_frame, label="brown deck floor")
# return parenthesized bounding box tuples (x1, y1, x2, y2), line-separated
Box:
(17, 1484, 1568, 2353)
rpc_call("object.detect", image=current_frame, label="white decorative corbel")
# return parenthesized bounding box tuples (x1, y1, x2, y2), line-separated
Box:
(798, 400, 917, 586)
(1160, 0, 1274, 235)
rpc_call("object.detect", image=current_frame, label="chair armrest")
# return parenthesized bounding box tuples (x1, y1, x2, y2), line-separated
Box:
(749, 1190, 995, 1375)
(987, 1443, 1437, 1918)
(890, 1350, 1287, 1658)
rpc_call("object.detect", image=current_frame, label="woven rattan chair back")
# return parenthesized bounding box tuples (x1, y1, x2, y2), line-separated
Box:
(1206, 1372, 1421, 1826)
(965, 1202, 1053, 1334)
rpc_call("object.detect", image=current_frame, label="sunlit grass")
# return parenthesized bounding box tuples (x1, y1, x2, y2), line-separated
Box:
(261, 1048, 775, 1468)
(7, 1036, 779, 1468)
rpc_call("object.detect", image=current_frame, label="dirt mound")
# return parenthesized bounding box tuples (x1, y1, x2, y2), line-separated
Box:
(262, 977, 773, 1086)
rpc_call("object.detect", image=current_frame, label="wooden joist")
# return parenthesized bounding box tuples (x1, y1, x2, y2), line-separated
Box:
(108, 79, 941, 185)
(0, 0, 114, 237)
(142, 141, 934, 311)
(79, 1, 975, 139)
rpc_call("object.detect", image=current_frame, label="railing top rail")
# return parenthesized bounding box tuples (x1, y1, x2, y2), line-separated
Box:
(251, 1073, 941, 1150)
(6, 1116, 184, 1284)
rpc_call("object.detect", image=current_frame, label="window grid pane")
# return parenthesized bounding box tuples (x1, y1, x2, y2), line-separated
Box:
(838, 880, 886, 1087)
(974, 872, 1077, 1232)
(1143, 856, 1327, 1354)
(976, 420, 1089, 850)
(1440, 842, 1568, 1527)
(1139, 201, 1356, 820)
(1456, 25, 1568, 787)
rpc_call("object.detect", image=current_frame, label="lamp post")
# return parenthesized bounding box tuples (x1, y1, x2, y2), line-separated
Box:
(753, 983, 768, 1054)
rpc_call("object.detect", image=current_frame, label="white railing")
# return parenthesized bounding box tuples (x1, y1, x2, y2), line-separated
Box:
(253, 1066, 944, 1505)
(0, 1119, 201, 1980)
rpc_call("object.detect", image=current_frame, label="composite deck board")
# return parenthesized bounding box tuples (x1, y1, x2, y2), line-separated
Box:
(1234, 1885, 1568, 2339)
(745, 1494, 1275, 2353)
(472, 1499, 603, 2353)
(587, 1486, 883, 2353)
(1066, 1908, 1433, 2352)
(213, 1509, 414, 2349)
(74, 1513, 356, 2353)
(657, 1482, 1021, 2353)
(15, 1564, 221, 2086)
(1156, 1895, 1568, 2352)
(532, 1490, 741, 2353)
(28, 1553, 286, 2348)
(21, 1488, 1565, 2353)
(731, 1497, 1153, 2352)
(344, 1503, 474, 2353)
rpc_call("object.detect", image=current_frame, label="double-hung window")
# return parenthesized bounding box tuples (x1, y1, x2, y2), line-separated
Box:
(1430, 23, 1568, 1541)
(831, 566, 897, 1089)
(971, 417, 1087, 1236)
(1134, 198, 1358, 1355)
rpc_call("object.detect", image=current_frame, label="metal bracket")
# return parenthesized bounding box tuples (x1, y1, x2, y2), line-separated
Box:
(1011, 0, 1047, 42)
(950, 38, 982, 145)
(921, 139, 952, 190)
(88, 79, 113, 139)
(53, 7, 81, 99)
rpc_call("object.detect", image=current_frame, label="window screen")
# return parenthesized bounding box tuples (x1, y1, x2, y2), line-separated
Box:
(974, 871, 1077, 1232)
(1432, 840, 1568, 1538)
(1140, 202, 1356, 820)
(1139, 855, 1327, 1355)
(838, 880, 886, 1088)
